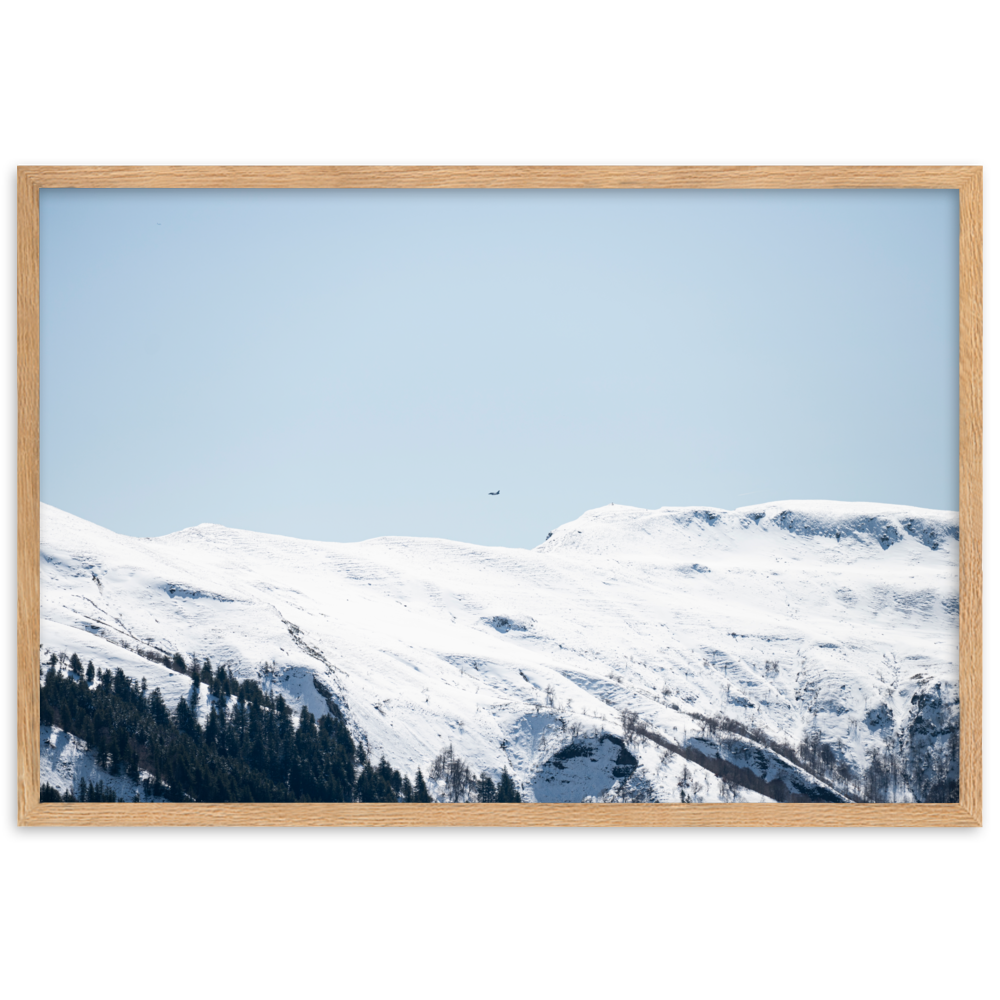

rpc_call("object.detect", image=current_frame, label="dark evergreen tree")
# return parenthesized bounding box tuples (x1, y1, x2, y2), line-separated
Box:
(69, 652, 83, 676)
(354, 763, 375, 802)
(40, 783, 62, 802)
(113, 667, 132, 699)
(76, 778, 120, 803)
(496, 768, 521, 803)
(477, 773, 498, 803)
(149, 687, 169, 726)
(204, 705, 220, 745)
(86, 660, 96, 684)
(412, 768, 432, 803)
(176, 696, 200, 738)
(377, 756, 403, 798)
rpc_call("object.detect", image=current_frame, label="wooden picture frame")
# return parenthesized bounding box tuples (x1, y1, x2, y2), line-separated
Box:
(17, 165, 983, 827)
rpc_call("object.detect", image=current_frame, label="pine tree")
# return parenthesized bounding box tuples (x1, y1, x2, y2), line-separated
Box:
(86, 660, 96, 683)
(204, 705, 220, 745)
(113, 667, 131, 699)
(176, 696, 199, 738)
(149, 687, 169, 726)
(377, 756, 403, 800)
(413, 768, 432, 802)
(69, 652, 83, 676)
(354, 762, 379, 802)
(496, 768, 521, 803)
(40, 783, 63, 802)
(477, 773, 498, 803)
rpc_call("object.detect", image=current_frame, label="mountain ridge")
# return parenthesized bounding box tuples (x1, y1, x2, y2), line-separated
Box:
(39, 499, 960, 803)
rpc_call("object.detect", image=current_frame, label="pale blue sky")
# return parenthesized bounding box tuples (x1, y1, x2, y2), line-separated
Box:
(40, 188, 958, 548)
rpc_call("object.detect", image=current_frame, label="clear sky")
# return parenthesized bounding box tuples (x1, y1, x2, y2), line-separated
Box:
(40, 187, 958, 549)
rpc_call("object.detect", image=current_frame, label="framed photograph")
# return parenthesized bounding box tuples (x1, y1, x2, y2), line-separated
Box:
(17, 166, 982, 827)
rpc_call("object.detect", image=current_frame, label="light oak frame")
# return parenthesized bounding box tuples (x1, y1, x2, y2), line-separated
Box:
(17, 166, 983, 826)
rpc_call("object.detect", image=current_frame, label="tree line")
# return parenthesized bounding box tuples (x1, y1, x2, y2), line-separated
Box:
(40, 653, 437, 804)
(41, 778, 125, 803)
(428, 744, 521, 802)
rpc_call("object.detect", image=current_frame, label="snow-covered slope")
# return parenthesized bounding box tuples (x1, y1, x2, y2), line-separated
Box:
(39, 500, 960, 803)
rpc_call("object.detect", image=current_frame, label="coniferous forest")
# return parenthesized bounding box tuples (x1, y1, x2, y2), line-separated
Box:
(39, 645, 951, 804)
(39, 653, 446, 804)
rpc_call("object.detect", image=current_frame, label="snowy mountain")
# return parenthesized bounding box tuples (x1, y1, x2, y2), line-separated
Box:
(39, 499, 960, 803)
